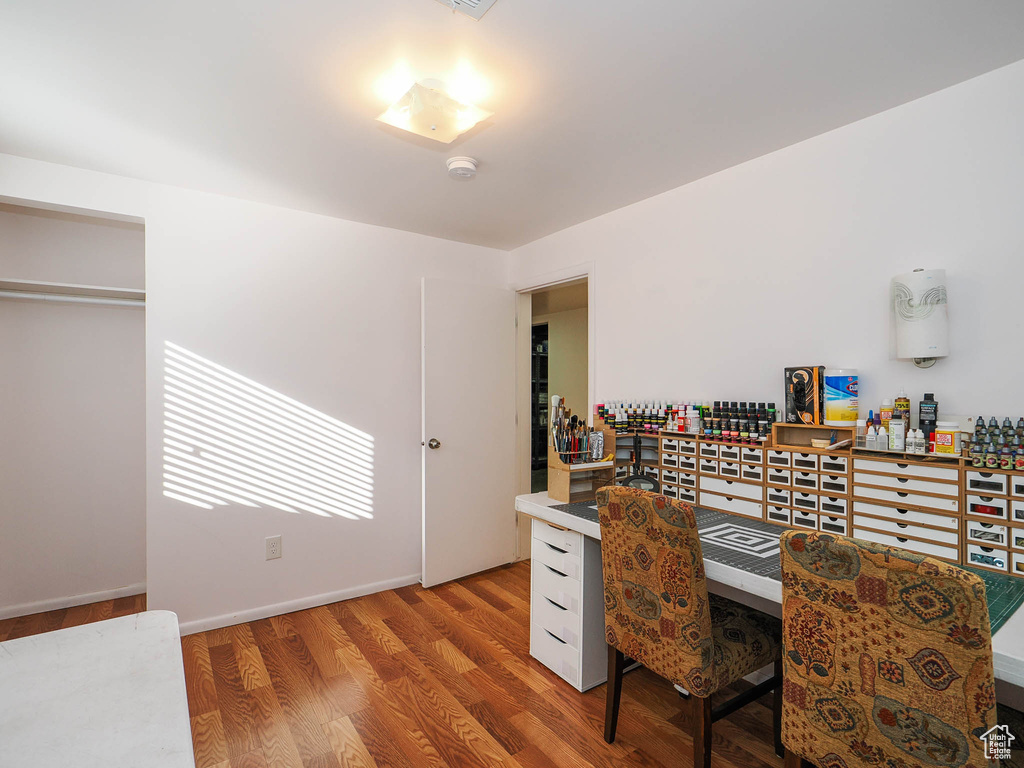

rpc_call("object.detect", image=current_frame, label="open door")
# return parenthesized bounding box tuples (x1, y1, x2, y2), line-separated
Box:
(421, 278, 516, 587)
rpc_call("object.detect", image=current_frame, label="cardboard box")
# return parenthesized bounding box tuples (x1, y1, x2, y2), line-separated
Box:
(785, 366, 824, 424)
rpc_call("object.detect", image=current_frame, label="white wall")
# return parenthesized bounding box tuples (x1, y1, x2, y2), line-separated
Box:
(0, 206, 146, 617)
(511, 61, 1024, 422)
(0, 153, 507, 632)
(533, 308, 588, 419)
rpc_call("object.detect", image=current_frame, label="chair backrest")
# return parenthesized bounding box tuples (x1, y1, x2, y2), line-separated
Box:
(779, 530, 997, 768)
(595, 485, 714, 695)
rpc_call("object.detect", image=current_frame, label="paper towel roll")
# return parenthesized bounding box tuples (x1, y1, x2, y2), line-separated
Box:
(892, 269, 949, 359)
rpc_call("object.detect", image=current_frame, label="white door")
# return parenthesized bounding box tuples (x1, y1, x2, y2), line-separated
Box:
(421, 278, 517, 587)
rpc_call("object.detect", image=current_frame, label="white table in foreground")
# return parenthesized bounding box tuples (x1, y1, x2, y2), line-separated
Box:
(515, 491, 1024, 692)
(0, 610, 196, 768)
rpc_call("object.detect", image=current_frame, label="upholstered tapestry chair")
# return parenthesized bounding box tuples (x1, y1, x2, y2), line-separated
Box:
(779, 530, 998, 768)
(596, 486, 783, 768)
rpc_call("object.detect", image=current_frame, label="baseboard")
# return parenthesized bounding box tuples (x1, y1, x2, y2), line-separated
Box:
(0, 582, 147, 621)
(177, 573, 422, 636)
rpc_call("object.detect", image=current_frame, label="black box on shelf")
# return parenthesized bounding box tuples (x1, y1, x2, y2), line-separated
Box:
(785, 366, 824, 424)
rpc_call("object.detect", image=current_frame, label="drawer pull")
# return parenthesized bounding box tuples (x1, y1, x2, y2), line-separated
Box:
(543, 521, 570, 533)
(543, 564, 568, 578)
(545, 596, 568, 611)
(897, 463, 908, 469)
(544, 541, 568, 555)
(897, 537, 908, 543)
(897, 477, 909, 484)
(897, 492, 908, 498)
(896, 522, 908, 529)
(725, 496, 734, 502)
(544, 629, 568, 645)
(896, 508, 908, 515)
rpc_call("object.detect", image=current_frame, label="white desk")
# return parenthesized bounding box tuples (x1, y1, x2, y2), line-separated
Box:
(0, 611, 196, 768)
(516, 491, 1024, 695)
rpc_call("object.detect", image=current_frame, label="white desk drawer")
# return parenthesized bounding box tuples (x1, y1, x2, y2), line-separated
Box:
(678, 471, 697, 489)
(1012, 527, 1024, 550)
(679, 439, 698, 456)
(719, 445, 741, 462)
(852, 515, 959, 545)
(719, 461, 741, 479)
(792, 453, 818, 471)
(661, 453, 679, 468)
(741, 447, 763, 465)
(966, 471, 1009, 496)
(678, 455, 698, 472)
(767, 450, 792, 468)
(819, 516, 848, 535)
(819, 474, 849, 495)
(533, 560, 582, 614)
(852, 501, 958, 530)
(793, 471, 818, 491)
(530, 622, 580, 688)
(792, 509, 817, 529)
(1013, 475, 1024, 497)
(1014, 552, 1024, 576)
(793, 492, 819, 512)
(766, 487, 791, 507)
(702, 477, 762, 502)
(532, 539, 582, 581)
(853, 458, 959, 482)
(533, 519, 582, 557)
(767, 506, 791, 525)
(819, 496, 848, 516)
(966, 495, 1008, 521)
(700, 459, 718, 476)
(853, 528, 958, 561)
(679, 487, 697, 504)
(966, 521, 1008, 547)
(532, 594, 582, 650)
(1013, 500, 1024, 524)
(767, 468, 792, 487)
(700, 443, 720, 458)
(663, 484, 679, 500)
(819, 455, 848, 474)
(740, 464, 764, 483)
(699, 492, 762, 519)
(853, 472, 957, 498)
(662, 469, 679, 485)
(966, 544, 1008, 572)
(661, 438, 680, 453)
(854, 485, 959, 513)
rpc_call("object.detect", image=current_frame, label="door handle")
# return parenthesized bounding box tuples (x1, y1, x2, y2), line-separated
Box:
(428, 438, 441, 449)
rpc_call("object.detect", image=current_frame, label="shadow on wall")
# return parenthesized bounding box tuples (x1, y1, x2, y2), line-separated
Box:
(161, 341, 374, 518)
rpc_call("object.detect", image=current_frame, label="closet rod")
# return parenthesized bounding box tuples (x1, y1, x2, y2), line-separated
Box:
(0, 290, 145, 308)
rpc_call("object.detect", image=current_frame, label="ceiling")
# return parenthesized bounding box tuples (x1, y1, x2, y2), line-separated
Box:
(2, 2, 1023, 250)
(532, 281, 587, 316)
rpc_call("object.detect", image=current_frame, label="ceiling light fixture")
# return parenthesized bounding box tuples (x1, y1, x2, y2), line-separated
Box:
(376, 79, 492, 143)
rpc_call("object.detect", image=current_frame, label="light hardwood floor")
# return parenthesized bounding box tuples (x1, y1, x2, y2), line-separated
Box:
(1, 563, 779, 768)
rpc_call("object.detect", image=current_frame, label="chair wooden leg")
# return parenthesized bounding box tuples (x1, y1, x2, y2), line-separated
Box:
(692, 695, 713, 768)
(784, 748, 802, 768)
(773, 658, 784, 758)
(604, 646, 625, 743)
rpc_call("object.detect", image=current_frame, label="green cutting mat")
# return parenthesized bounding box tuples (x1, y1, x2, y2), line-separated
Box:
(965, 565, 1024, 635)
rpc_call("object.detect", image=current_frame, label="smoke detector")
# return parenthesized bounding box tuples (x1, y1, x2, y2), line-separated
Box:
(447, 157, 478, 180)
(433, 0, 499, 20)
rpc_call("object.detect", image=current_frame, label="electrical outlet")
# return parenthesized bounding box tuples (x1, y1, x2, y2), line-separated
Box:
(265, 535, 282, 560)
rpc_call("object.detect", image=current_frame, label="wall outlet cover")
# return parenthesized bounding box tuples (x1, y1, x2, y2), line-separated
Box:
(266, 535, 282, 560)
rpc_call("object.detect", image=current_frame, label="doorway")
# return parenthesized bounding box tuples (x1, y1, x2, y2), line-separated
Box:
(524, 279, 589, 492)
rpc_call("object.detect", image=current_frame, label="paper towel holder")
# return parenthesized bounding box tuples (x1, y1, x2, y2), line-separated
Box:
(892, 267, 949, 369)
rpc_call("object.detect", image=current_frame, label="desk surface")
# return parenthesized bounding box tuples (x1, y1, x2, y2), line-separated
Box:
(516, 491, 1024, 690)
(0, 610, 196, 768)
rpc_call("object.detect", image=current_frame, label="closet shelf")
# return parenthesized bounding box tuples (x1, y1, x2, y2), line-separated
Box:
(0, 279, 145, 306)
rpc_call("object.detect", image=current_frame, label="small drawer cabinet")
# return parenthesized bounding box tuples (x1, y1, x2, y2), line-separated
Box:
(530, 519, 609, 691)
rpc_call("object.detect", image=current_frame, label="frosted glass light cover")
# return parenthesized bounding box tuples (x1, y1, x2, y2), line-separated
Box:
(376, 82, 492, 143)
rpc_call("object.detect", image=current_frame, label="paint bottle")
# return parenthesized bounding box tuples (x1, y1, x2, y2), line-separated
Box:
(877, 425, 887, 451)
(1000, 439, 1013, 470)
(915, 429, 927, 454)
(880, 399, 894, 431)
(866, 425, 877, 450)
(971, 440, 985, 468)
(889, 420, 905, 451)
(1016, 446, 1024, 472)
(919, 393, 938, 443)
(986, 439, 1000, 469)
(894, 388, 911, 430)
